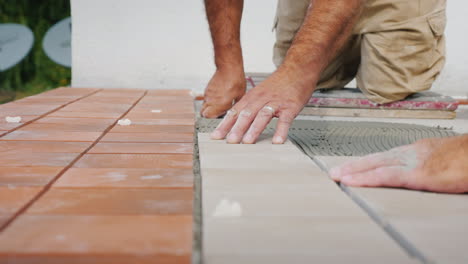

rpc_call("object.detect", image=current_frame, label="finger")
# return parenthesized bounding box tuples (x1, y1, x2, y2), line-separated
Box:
(340, 166, 408, 188)
(202, 105, 228, 119)
(210, 109, 238, 139)
(242, 105, 276, 144)
(272, 111, 295, 144)
(329, 150, 404, 181)
(226, 107, 258, 144)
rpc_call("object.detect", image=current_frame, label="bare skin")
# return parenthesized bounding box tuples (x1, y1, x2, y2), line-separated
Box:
(204, 0, 365, 144)
(329, 135, 468, 194)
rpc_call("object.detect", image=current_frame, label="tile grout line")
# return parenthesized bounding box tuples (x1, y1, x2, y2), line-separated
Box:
(0, 89, 102, 138)
(0, 90, 148, 232)
(192, 124, 202, 264)
(309, 155, 434, 264)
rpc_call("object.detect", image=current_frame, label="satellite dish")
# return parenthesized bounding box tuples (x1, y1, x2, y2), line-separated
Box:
(0, 23, 34, 72)
(43, 17, 71, 67)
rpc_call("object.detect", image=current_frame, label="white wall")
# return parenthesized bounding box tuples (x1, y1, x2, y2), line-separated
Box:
(71, 0, 466, 96)
(71, 0, 276, 92)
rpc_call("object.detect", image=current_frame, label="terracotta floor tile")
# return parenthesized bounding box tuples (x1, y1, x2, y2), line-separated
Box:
(0, 123, 22, 131)
(110, 124, 194, 134)
(35, 117, 115, 126)
(74, 154, 193, 169)
(114, 118, 195, 126)
(130, 107, 195, 114)
(0, 216, 10, 227)
(89, 142, 193, 154)
(0, 115, 39, 131)
(2, 130, 102, 142)
(146, 89, 192, 96)
(101, 132, 193, 143)
(0, 152, 78, 167)
(55, 168, 193, 188)
(0, 167, 62, 186)
(24, 122, 111, 132)
(0, 215, 191, 262)
(26, 188, 193, 215)
(0, 186, 42, 215)
(0, 141, 90, 153)
(79, 97, 138, 104)
(38, 87, 98, 96)
(61, 103, 132, 112)
(125, 112, 195, 120)
(48, 111, 124, 119)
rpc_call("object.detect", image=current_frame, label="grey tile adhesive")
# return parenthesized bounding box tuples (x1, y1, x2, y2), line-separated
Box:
(197, 118, 457, 156)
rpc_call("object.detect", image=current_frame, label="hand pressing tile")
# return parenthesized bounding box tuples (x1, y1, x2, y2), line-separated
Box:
(100, 133, 193, 143)
(89, 142, 193, 154)
(1, 130, 102, 142)
(26, 188, 193, 215)
(0, 215, 192, 263)
(55, 168, 193, 188)
(0, 152, 78, 167)
(0, 167, 62, 187)
(0, 141, 90, 153)
(74, 154, 192, 169)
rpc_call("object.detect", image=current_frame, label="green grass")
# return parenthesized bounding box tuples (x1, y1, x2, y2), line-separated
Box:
(0, 0, 71, 104)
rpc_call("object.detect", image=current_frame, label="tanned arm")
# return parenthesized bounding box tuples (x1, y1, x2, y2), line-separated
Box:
(202, 0, 246, 118)
(211, 0, 365, 144)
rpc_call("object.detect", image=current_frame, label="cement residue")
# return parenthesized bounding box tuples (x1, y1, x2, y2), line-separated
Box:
(196, 118, 457, 156)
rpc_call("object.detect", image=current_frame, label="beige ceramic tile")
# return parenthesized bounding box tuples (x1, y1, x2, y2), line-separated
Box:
(315, 156, 468, 263)
(198, 133, 413, 262)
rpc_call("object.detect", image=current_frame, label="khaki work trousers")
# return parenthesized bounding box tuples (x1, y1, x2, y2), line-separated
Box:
(273, 0, 447, 103)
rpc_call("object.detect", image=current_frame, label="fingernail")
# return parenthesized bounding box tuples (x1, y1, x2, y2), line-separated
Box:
(226, 133, 239, 144)
(243, 134, 254, 144)
(211, 130, 223, 140)
(328, 167, 341, 180)
(272, 136, 283, 144)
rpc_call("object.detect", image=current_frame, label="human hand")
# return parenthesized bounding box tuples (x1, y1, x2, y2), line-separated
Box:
(201, 68, 246, 118)
(210, 69, 315, 144)
(329, 136, 468, 193)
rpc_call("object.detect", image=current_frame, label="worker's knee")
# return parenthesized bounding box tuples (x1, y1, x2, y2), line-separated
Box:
(357, 11, 446, 104)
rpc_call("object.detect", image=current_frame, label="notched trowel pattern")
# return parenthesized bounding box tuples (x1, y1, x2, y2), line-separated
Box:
(197, 118, 456, 156)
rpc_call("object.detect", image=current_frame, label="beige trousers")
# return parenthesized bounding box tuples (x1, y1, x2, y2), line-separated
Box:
(273, 0, 447, 103)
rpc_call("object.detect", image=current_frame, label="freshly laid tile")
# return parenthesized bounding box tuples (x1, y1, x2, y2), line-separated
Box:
(35, 117, 115, 126)
(26, 188, 193, 215)
(315, 156, 468, 264)
(55, 168, 193, 188)
(0, 215, 192, 263)
(199, 133, 414, 263)
(24, 122, 112, 132)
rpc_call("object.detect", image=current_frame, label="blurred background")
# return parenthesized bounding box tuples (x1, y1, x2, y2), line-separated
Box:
(0, 0, 71, 104)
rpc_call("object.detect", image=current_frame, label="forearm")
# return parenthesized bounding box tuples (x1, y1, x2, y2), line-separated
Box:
(204, 0, 245, 71)
(280, 0, 364, 85)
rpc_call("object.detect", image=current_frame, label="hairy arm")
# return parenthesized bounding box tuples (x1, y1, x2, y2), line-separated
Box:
(202, 0, 246, 118)
(211, 0, 366, 144)
(279, 0, 365, 89)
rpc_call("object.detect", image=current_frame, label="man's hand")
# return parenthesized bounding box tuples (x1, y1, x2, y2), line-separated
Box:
(329, 135, 468, 194)
(210, 68, 314, 144)
(201, 69, 246, 118)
